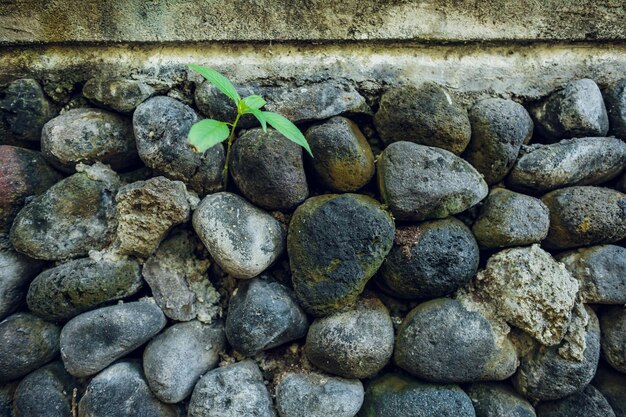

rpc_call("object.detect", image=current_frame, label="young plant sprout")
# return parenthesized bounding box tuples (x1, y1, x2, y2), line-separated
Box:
(187, 65, 313, 189)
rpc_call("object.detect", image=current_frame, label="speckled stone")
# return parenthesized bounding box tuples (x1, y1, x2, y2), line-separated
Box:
(600, 306, 626, 373)
(535, 385, 616, 417)
(83, 78, 156, 113)
(466, 382, 536, 417)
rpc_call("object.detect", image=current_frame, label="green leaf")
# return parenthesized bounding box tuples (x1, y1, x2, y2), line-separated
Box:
(188, 119, 230, 153)
(262, 111, 313, 157)
(188, 64, 241, 105)
(242, 95, 266, 111)
(251, 109, 267, 132)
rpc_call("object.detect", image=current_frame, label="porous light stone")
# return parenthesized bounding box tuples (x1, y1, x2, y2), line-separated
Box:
(143, 229, 220, 322)
(379, 217, 479, 299)
(374, 82, 471, 154)
(542, 186, 626, 249)
(41, 108, 138, 173)
(188, 360, 277, 417)
(78, 360, 180, 417)
(558, 245, 626, 304)
(10, 163, 120, 261)
(114, 176, 193, 257)
(466, 382, 536, 417)
(83, 78, 156, 113)
(394, 298, 518, 383)
(377, 141, 488, 221)
(604, 78, 626, 139)
(192, 192, 286, 279)
(275, 371, 364, 417)
(143, 320, 226, 403)
(471, 188, 550, 248)
(531, 78, 609, 141)
(535, 385, 616, 417)
(464, 98, 534, 185)
(288, 194, 395, 316)
(0, 312, 60, 381)
(304, 116, 375, 192)
(305, 294, 394, 379)
(13, 361, 77, 417)
(359, 373, 476, 417)
(26, 256, 143, 321)
(226, 276, 308, 355)
(60, 300, 166, 377)
(508, 137, 626, 192)
(593, 364, 626, 417)
(230, 128, 309, 211)
(133, 95, 224, 195)
(600, 306, 626, 373)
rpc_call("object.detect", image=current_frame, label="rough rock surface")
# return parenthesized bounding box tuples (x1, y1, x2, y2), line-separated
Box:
(226, 276, 308, 355)
(288, 194, 394, 316)
(143, 320, 225, 403)
(600, 306, 626, 373)
(304, 116, 375, 192)
(593, 364, 626, 417)
(230, 128, 309, 211)
(114, 176, 193, 257)
(83, 78, 156, 113)
(531, 79, 609, 141)
(464, 98, 534, 185)
(133, 95, 224, 195)
(0, 383, 17, 417)
(305, 294, 394, 379)
(535, 385, 616, 417)
(41, 108, 138, 173)
(60, 300, 166, 377)
(193, 192, 286, 279)
(542, 186, 626, 249)
(0, 312, 60, 381)
(377, 141, 488, 221)
(466, 382, 536, 417)
(188, 360, 277, 417)
(0, 78, 56, 142)
(143, 229, 220, 322)
(604, 78, 626, 139)
(374, 83, 471, 154)
(194, 82, 257, 128)
(472, 188, 550, 248)
(26, 256, 143, 321)
(275, 371, 364, 417)
(13, 361, 77, 417)
(379, 218, 479, 299)
(508, 137, 626, 192)
(10, 163, 120, 260)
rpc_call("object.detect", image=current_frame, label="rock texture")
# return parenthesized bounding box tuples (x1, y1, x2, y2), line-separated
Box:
(13, 361, 77, 417)
(0, 78, 56, 142)
(466, 382, 536, 417)
(605, 78, 626, 139)
(593, 364, 626, 417)
(535, 385, 616, 417)
(600, 306, 626, 373)
(83, 78, 156, 113)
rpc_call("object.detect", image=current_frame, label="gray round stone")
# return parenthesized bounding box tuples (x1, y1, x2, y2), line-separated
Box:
(604, 78, 626, 139)
(377, 141, 488, 221)
(143, 320, 226, 403)
(275, 371, 364, 417)
(230, 128, 309, 211)
(536, 385, 615, 417)
(379, 217, 479, 299)
(374, 82, 471, 154)
(226, 276, 308, 355)
(600, 306, 626, 373)
(26, 257, 143, 322)
(0, 312, 60, 382)
(593, 364, 626, 417)
(464, 98, 533, 185)
(133, 95, 224, 195)
(13, 361, 77, 417)
(60, 300, 166, 377)
(82, 78, 156, 113)
(194, 81, 257, 129)
(192, 192, 286, 279)
(466, 382, 536, 417)
(305, 294, 394, 379)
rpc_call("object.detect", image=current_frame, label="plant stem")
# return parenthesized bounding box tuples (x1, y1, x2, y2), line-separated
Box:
(222, 112, 241, 190)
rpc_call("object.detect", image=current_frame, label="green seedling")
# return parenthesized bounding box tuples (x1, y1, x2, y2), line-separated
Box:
(187, 64, 313, 189)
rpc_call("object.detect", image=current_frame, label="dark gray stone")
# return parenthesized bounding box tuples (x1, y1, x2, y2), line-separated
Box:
(0, 79, 56, 143)
(377, 141, 488, 221)
(83, 78, 156, 113)
(13, 361, 77, 417)
(600, 306, 626, 373)
(508, 137, 626, 192)
(192, 192, 286, 279)
(275, 371, 364, 417)
(542, 186, 626, 249)
(593, 364, 626, 417)
(60, 300, 166, 377)
(230, 128, 309, 211)
(0, 383, 17, 417)
(188, 360, 276, 417)
(194, 82, 257, 128)
(288, 194, 395, 316)
(464, 98, 534, 185)
(143, 320, 226, 403)
(78, 360, 180, 417)
(466, 382, 536, 417)
(395, 298, 518, 383)
(374, 83, 471, 154)
(359, 373, 476, 417)
(26, 257, 143, 322)
(618, 172, 626, 193)
(0, 312, 60, 382)
(604, 79, 626, 139)
(379, 217, 479, 299)
(226, 276, 308, 355)
(472, 188, 550, 248)
(531, 79, 609, 141)
(305, 294, 394, 379)
(536, 385, 615, 417)
(133, 96, 224, 195)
